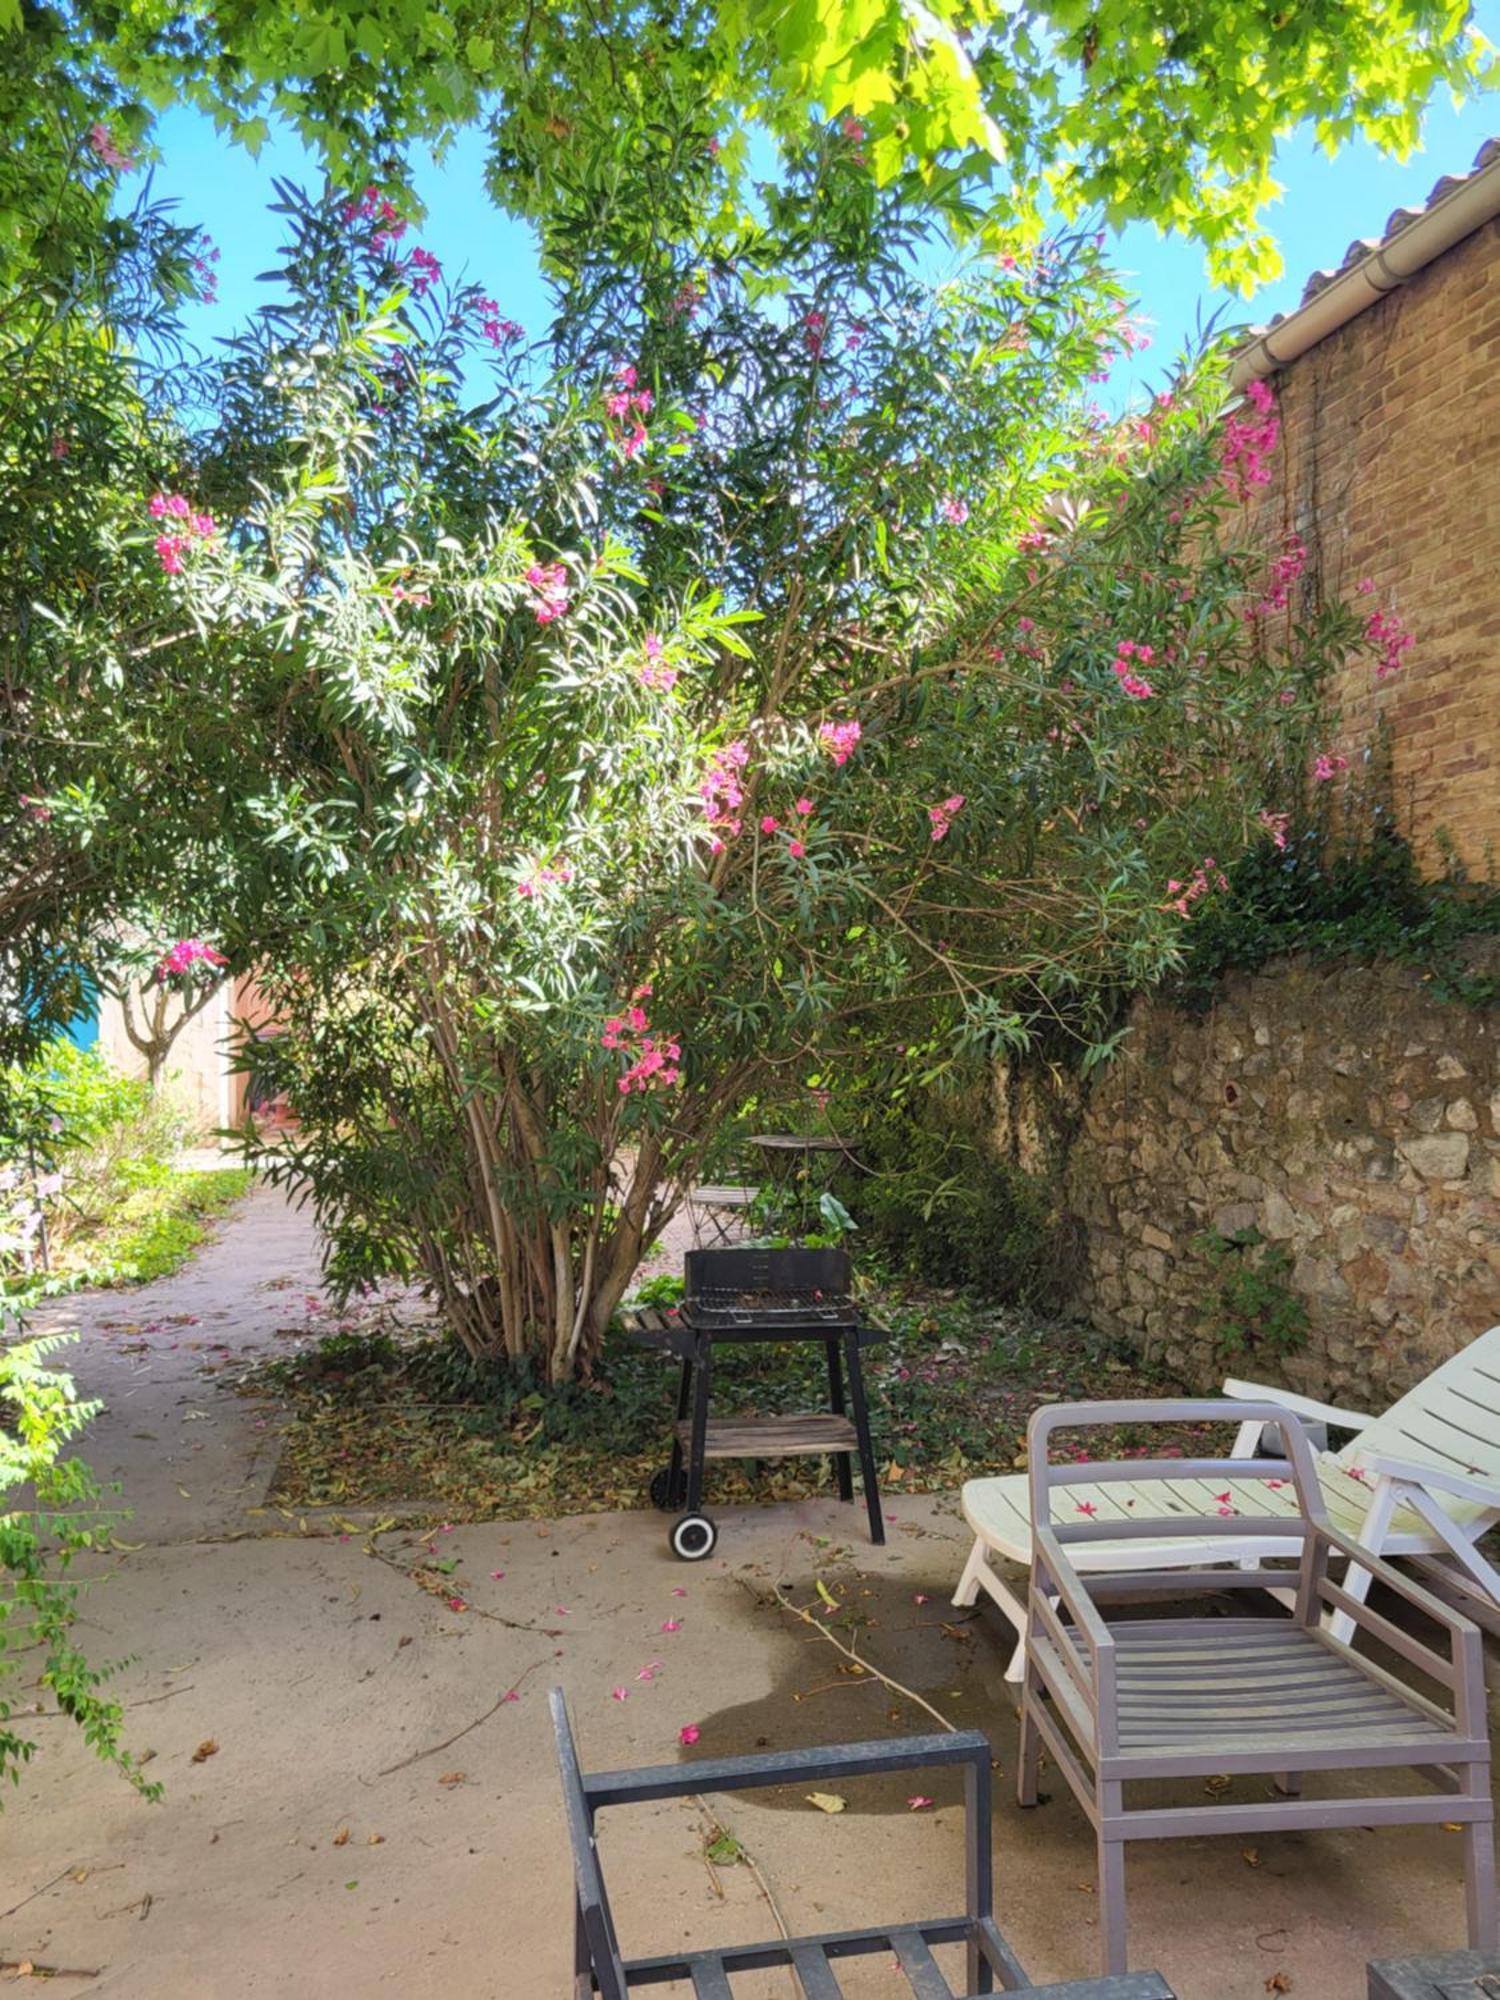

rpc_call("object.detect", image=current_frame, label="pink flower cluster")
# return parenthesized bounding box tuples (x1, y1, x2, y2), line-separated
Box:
(1249, 534, 1307, 618)
(1220, 378, 1279, 494)
(700, 740, 749, 851)
(669, 279, 702, 319)
(1116, 313, 1152, 353)
(927, 794, 965, 842)
(604, 364, 653, 459)
(1111, 639, 1154, 699)
(191, 232, 221, 304)
(941, 496, 969, 526)
(407, 246, 442, 297)
(638, 634, 678, 692)
(1313, 751, 1349, 782)
(156, 938, 227, 980)
(602, 988, 681, 1094)
(343, 186, 408, 252)
(87, 123, 134, 172)
(1015, 525, 1051, 553)
(476, 299, 523, 347)
(517, 861, 573, 898)
(1164, 858, 1228, 919)
(818, 718, 862, 765)
(757, 806, 810, 860)
(1366, 604, 1413, 681)
(525, 562, 570, 625)
(802, 310, 827, 358)
(391, 582, 431, 608)
(1259, 809, 1290, 851)
(149, 492, 216, 574)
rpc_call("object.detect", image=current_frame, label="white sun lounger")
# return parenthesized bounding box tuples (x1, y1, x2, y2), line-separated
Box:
(955, 1324, 1500, 1677)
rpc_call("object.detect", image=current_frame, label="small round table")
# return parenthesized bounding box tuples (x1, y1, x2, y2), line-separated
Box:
(746, 1133, 856, 1231)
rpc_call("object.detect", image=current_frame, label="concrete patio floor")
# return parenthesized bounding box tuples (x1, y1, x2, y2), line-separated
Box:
(8, 1493, 1498, 1998)
(7, 1188, 1497, 1996)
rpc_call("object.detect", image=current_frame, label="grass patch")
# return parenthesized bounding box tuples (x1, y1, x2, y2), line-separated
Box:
(252, 1287, 1218, 1518)
(38, 1165, 253, 1290)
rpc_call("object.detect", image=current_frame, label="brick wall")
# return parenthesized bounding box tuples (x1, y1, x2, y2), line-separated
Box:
(1247, 215, 1500, 876)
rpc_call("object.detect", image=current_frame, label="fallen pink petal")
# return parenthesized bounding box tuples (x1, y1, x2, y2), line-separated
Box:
(908, 1795, 935, 1811)
(679, 1724, 701, 1746)
(610, 1686, 629, 1702)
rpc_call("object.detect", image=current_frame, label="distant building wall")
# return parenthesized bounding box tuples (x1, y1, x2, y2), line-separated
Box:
(96, 972, 267, 1134)
(1247, 215, 1500, 875)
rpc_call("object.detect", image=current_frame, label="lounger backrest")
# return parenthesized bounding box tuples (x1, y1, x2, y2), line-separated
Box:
(550, 1689, 629, 2000)
(1342, 1324, 1500, 1490)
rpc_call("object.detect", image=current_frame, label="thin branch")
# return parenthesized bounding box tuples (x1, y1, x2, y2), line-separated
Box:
(376, 1659, 547, 1775)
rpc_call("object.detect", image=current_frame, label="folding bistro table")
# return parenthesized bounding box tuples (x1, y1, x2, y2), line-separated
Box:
(629, 1246, 886, 1559)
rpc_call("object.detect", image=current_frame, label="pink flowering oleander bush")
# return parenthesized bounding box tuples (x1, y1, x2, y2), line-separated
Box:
(122, 145, 1398, 1378)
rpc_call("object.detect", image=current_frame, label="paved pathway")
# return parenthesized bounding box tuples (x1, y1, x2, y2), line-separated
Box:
(30, 1184, 324, 1544)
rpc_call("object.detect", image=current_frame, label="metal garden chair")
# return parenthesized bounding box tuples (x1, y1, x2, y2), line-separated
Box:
(1018, 1399, 1496, 1979)
(551, 1688, 1176, 1998)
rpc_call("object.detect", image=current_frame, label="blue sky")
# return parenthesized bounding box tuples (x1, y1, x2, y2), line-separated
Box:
(147, 52, 1497, 410)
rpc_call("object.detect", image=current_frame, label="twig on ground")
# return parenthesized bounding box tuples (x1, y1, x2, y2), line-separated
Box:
(376, 1659, 547, 1775)
(0, 1868, 77, 1922)
(743, 1575, 958, 1735)
(362, 1533, 565, 1636)
(691, 1795, 797, 2000)
(0, 1964, 102, 1981)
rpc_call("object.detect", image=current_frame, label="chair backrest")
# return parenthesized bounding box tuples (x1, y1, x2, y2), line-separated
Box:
(1342, 1325, 1500, 1493)
(1029, 1399, 1328, 1600)
(550, 1689, 628, 2000)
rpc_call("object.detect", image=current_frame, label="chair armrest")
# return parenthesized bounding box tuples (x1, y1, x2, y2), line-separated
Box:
(1352, 1453, 1500, 1513)
(1222, 1377, 1378, 1431)
(582, 1728, 989, 1809)
(1032, 1526, 1116, 1658)
(1317, 1522, 1484, 1638)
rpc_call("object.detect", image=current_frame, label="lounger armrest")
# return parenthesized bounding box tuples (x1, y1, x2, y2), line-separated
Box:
(1353, 1452, 1500, 1513)
(1222, 1377, 1378, 1432)
(582, 1727, 990, 1809)
(1316, 1522, 1483, 1638)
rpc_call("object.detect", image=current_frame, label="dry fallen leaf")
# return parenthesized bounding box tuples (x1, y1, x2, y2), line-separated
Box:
(332, 1828, 350, 1847)
(437, 1771, 466, 1788)
(1242, 1847, 1260, 1868)
(1265, 1974, 1292, 1994)
(1203, 1774, 1231, 1797)
(367, 1833, 385, 1846)
(191, 1739, 219, 1763)
(805, 1792, 846, 1814)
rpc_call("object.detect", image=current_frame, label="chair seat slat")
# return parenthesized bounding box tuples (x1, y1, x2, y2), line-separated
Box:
(889, 1929, 954, 1999)
(689, 1958, 735, 2000)
(787, 1943, 845, 1999)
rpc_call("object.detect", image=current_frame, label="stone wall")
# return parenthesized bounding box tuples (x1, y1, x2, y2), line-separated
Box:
(1244, 211, 1500, 877)
(1066, 948, 1500, 1404)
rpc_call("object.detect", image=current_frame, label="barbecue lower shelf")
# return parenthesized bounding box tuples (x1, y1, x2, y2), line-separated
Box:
(673, 1413, 860, 1459)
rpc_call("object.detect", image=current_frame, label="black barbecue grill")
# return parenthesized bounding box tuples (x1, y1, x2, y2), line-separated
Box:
(626, 1247, 887, 1560)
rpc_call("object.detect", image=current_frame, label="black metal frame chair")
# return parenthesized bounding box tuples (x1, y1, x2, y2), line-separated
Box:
(552, 1688, 1176, 1998)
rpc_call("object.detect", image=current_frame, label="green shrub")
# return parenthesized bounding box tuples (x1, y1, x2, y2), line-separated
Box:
(1173, 819, 1500, 1012)
(1192, 1226, 1310, 1365)
(1, 1316, 160, 1801)
(836, 1093, 1070, 1304)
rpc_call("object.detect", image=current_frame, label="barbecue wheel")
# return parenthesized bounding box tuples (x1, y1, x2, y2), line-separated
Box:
(669, 1513, 718, 1561)
(649, 1468, 682, 1512)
